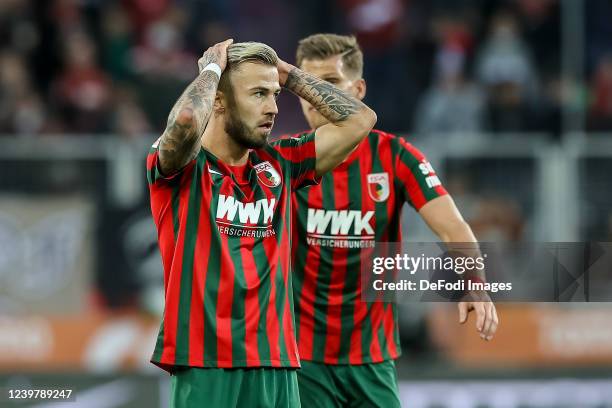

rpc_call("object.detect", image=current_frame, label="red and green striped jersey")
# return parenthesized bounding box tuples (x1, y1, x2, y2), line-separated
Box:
(146, 133, 318, 372)
(291, 129, 447, 365)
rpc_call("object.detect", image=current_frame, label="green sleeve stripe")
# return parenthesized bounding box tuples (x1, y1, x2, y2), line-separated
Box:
(397, 147, 442, 202)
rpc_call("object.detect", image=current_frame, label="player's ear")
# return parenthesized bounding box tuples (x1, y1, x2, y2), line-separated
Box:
(214, 91, 226, 114)
(355, 78, 366, 100)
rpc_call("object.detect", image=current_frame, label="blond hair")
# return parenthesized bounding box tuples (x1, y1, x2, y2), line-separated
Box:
(219, 42, 278, 93)
(296, 33, 363, 78)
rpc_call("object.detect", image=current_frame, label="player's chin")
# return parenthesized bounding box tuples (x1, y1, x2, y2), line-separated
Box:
(252, 129, 270, 147)
(256, 126, 272, 139)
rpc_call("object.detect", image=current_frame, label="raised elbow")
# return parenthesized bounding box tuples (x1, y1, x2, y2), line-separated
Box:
(345, 106, 377, 135)
(352, 106, 377, 137)
(363, 107, 377, 129)
(172, 108, 196, 129)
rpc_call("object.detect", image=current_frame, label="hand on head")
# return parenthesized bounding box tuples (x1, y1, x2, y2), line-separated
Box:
(276, 59, 295, 87)
(198, 39, 234, 74)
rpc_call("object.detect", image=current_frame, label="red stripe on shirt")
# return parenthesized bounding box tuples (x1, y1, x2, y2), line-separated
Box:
(160, 168, 193, 366)
(254, 171, 284, 366)
(368, 302, 384, 361)
(349, 142, 374, 364)
(383, 304, 399, 358)
(396, 157, 427, 209)
(215, 179, 236, 367)
(240, 235, 262, 366)
(147, 152, 176, 285)
(279, 212, 300, 365)
(377, 136, 395, 242)
(296, 185, 323, 361)
(261, 230, 281, 366)
(323, 170, 350, 364)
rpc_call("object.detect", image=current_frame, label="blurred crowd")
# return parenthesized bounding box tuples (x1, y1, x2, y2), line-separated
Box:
(1, 0, 612, 138)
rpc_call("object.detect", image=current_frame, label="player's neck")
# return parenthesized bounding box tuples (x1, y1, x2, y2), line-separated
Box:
(202, 118, 250, 166)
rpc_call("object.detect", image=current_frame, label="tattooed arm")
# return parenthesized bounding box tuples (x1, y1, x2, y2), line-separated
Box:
(279, 60, 377, 176)
(157, 39, 233, 176)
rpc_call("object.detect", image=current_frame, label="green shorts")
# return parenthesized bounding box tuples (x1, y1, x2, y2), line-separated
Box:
(297, 360, 401, 408)
(171, 366, 300, 408)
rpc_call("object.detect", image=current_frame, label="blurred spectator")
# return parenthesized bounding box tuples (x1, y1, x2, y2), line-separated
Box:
(51, 31, 112, 133)
(111, 86, 152, 139)
(539, 76, 563, 137)
(194, 20, 232, 55)
(0, 52, 46, 135)
(414, 40, 485, 135)
(476, 11, 536, 91)
(338, 0, 410, 131)
(443, 173, 481, 221)
(101, 4, 135, 82)
(469, 196, 525, 242)
(476, 10, 541, 132)
(122, 0, 172, 40)
(445, 173, 525, 242)
(0, 0, 605, 136)
(50, 0, 86, 36)
(339, 0, 406, 51)
(515, 0, 560, 79)
(588, 55, 612, 130)
(0, 0, 39, 57)
(586, 0, 612, 77)
(430, 10, 476, 54)
(131, 5, 196, 81)
(128, 5, 198, 130)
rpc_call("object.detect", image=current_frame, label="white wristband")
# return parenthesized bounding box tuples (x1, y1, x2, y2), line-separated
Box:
(202, 63, 222, 79)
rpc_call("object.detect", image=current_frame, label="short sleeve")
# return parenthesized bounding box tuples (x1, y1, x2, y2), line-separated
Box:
(394, 137, 447, 210)
(146, 138, 193, 186)
(271, 132, 320, 190)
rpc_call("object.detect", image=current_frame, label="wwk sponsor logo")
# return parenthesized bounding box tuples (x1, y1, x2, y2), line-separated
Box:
(305, 208, 375, 248)
(306, 209, 374, 236)
(215, 195, 277, 238)
(216, 195, 276, 225)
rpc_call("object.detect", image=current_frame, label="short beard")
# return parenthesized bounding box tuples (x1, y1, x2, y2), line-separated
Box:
(224, 93, 267, 149)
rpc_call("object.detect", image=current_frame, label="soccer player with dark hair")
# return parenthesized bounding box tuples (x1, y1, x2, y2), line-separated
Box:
(146, 39, 377, 407)
(290, 33, 499, 407)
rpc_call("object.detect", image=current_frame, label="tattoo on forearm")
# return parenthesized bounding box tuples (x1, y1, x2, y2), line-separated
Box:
(159, 70, 218, 174)
(284, 68, 362, 122)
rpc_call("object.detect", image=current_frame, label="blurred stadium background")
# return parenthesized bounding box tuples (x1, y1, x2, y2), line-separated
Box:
(1, 0, 612, 407)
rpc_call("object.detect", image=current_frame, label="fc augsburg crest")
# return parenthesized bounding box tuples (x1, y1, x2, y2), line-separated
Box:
(367, 172, 389, 202)
(254, 161, 282, 188)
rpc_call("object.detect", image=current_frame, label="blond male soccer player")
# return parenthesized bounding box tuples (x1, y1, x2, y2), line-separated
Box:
(288, 34, 499, 407)
(146, 39, 376, 407)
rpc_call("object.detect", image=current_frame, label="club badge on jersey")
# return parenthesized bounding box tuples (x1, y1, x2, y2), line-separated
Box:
(254, 161, 282, 188)
(367, 172, 390, 202)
